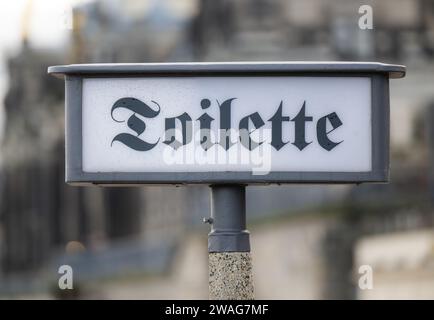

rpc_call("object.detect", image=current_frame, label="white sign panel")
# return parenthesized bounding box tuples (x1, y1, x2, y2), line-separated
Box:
(82, 77, 371, 175)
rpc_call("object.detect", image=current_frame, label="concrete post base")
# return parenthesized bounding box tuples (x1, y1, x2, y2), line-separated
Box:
(209, 252, 254, 300)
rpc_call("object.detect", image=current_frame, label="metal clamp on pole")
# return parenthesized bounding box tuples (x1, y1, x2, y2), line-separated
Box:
(208, 185, 250, 253)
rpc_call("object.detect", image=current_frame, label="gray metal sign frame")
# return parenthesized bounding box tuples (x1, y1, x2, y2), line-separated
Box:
(48, 62, 406, 185)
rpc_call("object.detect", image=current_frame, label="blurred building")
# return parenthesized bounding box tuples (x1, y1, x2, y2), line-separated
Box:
(0, 0, 433, 299)
(355, 229, 434, 299)
(192, 0, 434, 61)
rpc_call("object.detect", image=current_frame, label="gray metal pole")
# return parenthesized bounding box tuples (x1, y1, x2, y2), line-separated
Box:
(207, 185, 254, 300)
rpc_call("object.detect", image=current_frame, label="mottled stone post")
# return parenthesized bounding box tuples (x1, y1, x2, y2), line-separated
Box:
(207, 185, 254, 300)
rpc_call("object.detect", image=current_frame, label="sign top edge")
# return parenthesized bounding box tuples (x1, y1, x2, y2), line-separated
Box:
(47, 61, 406, 79)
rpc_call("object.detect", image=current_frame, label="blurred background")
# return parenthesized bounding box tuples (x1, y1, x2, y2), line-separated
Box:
(0, 0, 433, 299)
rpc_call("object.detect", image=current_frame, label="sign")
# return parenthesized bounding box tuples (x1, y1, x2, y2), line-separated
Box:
(48, 62, 405, 185)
